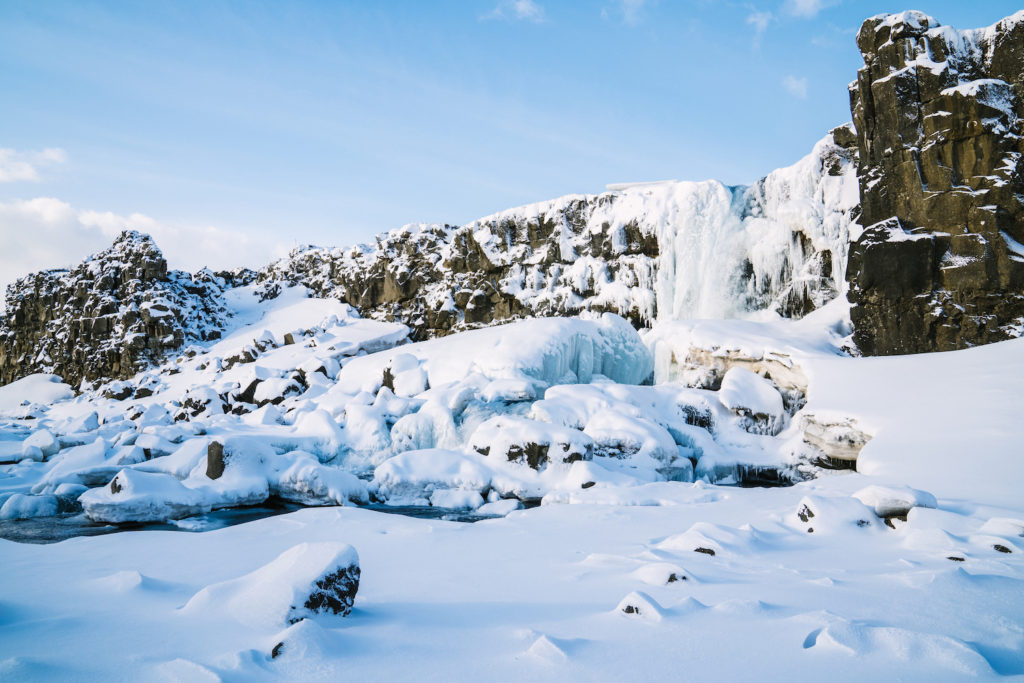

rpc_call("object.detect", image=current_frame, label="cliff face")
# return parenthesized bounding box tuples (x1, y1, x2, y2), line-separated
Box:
(0, 231, 230, 388)
(261, 130, 858, 341)
(847, 11, 1024, 354)
(0, 132, 857, 387)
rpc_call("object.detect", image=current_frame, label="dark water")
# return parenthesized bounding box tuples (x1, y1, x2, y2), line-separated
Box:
(0, 500, 511, 545)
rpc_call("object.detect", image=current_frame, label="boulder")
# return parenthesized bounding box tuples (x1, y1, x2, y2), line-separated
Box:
(183, 542, 360, 626)
(847, 11, 1024, 354)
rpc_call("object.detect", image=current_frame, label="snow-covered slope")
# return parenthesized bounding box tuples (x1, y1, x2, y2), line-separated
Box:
(1, 306, 1023, 679)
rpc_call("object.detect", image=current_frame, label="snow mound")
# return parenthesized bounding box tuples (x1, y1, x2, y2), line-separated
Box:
(183, 542, 360, 627)
(0, 374, 74, 413)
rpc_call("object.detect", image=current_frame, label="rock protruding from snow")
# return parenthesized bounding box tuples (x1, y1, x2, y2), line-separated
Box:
(0, 231, 231, 386)
(615, 591, 664, 621)
(847, 11, 1024, 354)
(184, 542, 360, 626)
(800, 414, 872, 468)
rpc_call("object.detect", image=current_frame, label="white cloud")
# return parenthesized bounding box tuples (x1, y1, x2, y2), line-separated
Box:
(0, 197, 289, 309)
(0, 148, 68, 183)
(484, 0, 545, 22)
(601, 0, 648, 26)
(783, 0, 838, 19)
(782, 75, 809, 99)
(746, 9, 773, 43)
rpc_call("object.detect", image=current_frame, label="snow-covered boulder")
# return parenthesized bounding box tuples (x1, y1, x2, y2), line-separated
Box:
(584, 411, 677, 462)
(272, 453, 370, 506)
(800, 414, 872, 467)
(853, 485, 937, 519)
(374, 449, 493, 504)
(183, 542, 360, 626)
(717, 368, 784, 435)
(80, 469, 211, 522)
(22, 429, 60, 459)
(0, 493, 60, 520)
(469, 416, 593, 470)
(615, 591, 664, 621)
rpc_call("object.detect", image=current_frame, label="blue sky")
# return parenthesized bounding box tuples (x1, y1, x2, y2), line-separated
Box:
(0, 0, 1021, 287)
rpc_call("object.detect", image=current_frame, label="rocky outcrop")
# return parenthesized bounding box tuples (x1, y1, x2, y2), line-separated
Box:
(0, 131, 855, 388)
(847, 11, 1024, 354)
(259, 130, 857, 341)
(0, 231, 230, 387)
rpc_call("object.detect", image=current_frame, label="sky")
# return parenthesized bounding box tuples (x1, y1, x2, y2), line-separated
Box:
(1, 0, 1021, 298)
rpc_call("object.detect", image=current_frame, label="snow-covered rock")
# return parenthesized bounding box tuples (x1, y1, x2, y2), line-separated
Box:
(183, 542, 360, 626)
(0, 493, 60, 520)
(853, 485, 937, 519)
(469, 416, 593, 469)
(717, 368, 785, 436)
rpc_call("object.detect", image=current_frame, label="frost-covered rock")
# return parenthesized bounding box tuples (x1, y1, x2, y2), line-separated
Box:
(584, 411, 677, 462)
(717, 368, 785, 436)
(0, 374, 74, 412)
(272, 453, 369, 506)
(184, 542, 360, 626)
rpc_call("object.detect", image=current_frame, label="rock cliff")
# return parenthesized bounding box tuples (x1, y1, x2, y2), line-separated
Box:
(260, 129, 857, 341)
(0, 231, 229, 387)
(847, 11, 1024, 354)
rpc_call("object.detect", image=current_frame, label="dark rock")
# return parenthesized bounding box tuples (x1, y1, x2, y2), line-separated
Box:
(299, 564, 361, 620)
(847, 11, 1024, 354)
(0, 231, 230, 386)
(206, 441, 226, 480)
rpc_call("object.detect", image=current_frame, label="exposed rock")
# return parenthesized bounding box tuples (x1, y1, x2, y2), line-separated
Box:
(206, 441, 226, 480)
(800, 414, 872, 468)
(0, 231, 230, 386)
(847, 11, 1024, 354)
(615, 591, 664, 621)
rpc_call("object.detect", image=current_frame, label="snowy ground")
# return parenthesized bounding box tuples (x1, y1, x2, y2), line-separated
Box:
(1, 289, 1023, 680)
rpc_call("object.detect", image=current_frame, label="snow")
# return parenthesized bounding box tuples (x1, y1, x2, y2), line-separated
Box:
(0, 374, 73, 413)
(0, 125, 1023, 677)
